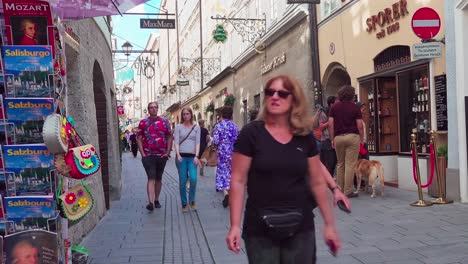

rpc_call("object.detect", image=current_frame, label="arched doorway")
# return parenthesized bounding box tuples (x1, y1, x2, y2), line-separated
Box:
(93, 61, 110, 209)
(322, 62, 351, 103)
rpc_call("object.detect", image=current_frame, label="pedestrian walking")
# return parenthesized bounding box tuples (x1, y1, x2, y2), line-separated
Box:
(212, 106, 238, 208)
(226, 75, 341, 263)
(321, 96, 339, 177)
(137, 102, 173, 212)
(198, 119, 210, 176)
(129, 128, 138, 158)
(329, 86, 364, 198)
(174, 107, 201, 212)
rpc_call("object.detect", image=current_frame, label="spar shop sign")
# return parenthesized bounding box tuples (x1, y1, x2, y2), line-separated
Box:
(365, 0, 409, 40)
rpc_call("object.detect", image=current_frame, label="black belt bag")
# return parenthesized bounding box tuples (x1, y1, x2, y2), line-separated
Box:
(259, 207, 304, 241)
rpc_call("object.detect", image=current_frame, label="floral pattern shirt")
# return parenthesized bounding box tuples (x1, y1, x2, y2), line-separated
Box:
(137, 116, 172, 157)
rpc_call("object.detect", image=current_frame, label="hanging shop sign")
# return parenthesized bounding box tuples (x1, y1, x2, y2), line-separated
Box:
(117, 105, 125, 115)
(140, 18, 175, 29)
(287, 0, 320, 4)
(176, 80, 189, 86)
(213, 25, 227, 43)
(261, 52, 287, 75)
(365, 0, 409, 40)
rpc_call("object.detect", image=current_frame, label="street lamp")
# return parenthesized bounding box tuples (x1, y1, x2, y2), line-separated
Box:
(114, 41, 134, 71)
(122, 41, 133, 56)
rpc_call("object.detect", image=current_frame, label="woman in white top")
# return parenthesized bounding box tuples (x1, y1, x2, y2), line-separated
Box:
(174, 107, 201, 212)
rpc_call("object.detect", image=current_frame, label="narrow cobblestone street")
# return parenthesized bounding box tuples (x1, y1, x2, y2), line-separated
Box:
(82, 153, 468, 264)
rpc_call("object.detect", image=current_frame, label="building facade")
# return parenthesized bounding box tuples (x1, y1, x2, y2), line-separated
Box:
(317, 0, 449, 196)
(445, 0, 468, 203)
(159, 1, 317, 130)
(64, 16, 121, 242)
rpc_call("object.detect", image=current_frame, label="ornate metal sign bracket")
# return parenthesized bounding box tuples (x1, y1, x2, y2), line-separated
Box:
(210, 13, 266, 45)
(181, 57, 221, 77)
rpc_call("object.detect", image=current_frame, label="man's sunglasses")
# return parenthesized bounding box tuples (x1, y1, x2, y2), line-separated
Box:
(264, 88, 291, 99)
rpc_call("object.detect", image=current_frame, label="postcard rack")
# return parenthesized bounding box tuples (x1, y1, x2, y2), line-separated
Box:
(0, 1, 72, 263)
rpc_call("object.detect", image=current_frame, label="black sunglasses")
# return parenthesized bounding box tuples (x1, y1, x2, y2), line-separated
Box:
(264, 88, 291, 99)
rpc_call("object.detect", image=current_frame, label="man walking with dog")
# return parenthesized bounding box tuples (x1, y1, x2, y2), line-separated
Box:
(329, 86, 364, 198)
(137, 102, 173, 212)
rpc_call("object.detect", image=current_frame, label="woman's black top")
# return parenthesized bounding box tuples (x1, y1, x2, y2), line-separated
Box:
(129, 134, 137, 145)
(233, 120, 319, 236)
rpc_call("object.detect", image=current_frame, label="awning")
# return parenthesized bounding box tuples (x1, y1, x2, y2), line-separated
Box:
(48, 0, 151, 20)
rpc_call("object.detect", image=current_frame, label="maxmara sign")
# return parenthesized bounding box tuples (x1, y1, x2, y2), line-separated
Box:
(261, 52, 287, 75)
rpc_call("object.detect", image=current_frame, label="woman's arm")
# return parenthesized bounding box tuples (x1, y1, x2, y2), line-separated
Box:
(173, 126, 181, 161)
(319, 161, 351, 210)
(226, 152, 251, 253)
(212, 125, 220, 145)
(308, 155, 341, 253)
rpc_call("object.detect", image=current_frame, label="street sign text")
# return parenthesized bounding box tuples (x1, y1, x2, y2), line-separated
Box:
(412, 43, 441, 60)
(140, 19, 175, 29)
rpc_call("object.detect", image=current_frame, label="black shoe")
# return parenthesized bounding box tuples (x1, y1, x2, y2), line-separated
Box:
(154, 200, 162, 208)
(222, 195, 229, 208)
(346, 192, 359, 198)
(146, 203, 154, 212)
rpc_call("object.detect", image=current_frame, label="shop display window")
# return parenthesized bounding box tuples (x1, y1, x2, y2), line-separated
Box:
(359, 64, 431, 155)
(360, 78, 399, 154)
(397, 65, 430, 154)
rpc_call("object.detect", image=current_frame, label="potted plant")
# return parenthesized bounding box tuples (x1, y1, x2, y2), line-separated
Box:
(205, 102, 215, 113)
(433, 145, 448, 197)
(224, 93, 236, 106)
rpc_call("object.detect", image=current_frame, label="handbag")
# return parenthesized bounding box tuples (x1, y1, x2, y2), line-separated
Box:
(43, 114, 68, 153)
(58, 181, 94, 221)
(201, 144, 218, 167)
(64, 144, 101, 179)
(258, 207, 304, 241)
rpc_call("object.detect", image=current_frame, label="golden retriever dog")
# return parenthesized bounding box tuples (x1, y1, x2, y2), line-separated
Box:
(354, 159, 384, 198)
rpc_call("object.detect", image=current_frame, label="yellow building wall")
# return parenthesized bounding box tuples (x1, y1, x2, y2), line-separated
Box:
(318, 0, 446, 86)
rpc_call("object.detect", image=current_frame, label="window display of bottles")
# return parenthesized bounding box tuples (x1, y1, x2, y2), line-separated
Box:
(413, 76, 429, 113)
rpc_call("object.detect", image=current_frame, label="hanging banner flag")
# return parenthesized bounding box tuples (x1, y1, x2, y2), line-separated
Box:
(117, 105, 125, 115)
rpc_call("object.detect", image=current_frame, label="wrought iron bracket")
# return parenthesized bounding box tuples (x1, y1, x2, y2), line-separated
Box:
(210, 13, 266, 45)
(133, 56, 156, 79)
(180, 57, 221, 77)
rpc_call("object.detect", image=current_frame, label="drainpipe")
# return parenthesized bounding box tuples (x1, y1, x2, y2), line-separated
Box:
(309, 4, 322, 104)
(199, 0, 204, 91)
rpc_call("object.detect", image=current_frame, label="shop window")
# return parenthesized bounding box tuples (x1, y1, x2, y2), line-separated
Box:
(373, 46, 410, 73)
(254, 93, 261, 111)
(320, 0, 342, 20)
(360, 79, 398, 154)
(360, 64, 431, 155)
(396, 65, 430, 154)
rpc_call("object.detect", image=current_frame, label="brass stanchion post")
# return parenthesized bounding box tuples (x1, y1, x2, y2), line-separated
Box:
(430, 131, 453, 204)
(410, 133, 433, 207)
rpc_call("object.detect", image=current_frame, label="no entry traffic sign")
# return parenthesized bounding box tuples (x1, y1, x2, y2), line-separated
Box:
(411, 7, 441, 40)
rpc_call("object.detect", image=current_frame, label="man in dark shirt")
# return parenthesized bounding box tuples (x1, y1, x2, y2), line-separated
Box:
(329, 86, 364, 197)
(198, 120, 210, 176)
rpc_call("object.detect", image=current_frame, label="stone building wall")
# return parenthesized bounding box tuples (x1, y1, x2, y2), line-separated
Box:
(63, 18, 121, 243)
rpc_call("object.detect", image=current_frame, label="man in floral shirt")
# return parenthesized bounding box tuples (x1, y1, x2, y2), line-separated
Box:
(137, 102, 173, 212)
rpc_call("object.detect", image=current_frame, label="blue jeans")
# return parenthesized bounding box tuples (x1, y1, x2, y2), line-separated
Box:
(175, 157, 197, 206)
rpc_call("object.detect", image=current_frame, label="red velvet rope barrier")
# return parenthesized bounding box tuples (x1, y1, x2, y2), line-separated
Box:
(411, 144, 435, 188)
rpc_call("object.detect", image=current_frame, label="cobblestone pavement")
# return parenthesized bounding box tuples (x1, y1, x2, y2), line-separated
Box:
(82, 153, 468, 264)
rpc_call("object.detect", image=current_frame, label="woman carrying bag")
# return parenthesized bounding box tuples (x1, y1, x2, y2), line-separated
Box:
(174, 107, 201, 212)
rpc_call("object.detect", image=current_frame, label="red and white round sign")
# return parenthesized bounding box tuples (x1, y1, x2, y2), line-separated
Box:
(411, 7, 441, 40)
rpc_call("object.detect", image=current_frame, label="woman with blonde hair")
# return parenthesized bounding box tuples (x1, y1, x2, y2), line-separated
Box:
(226, 75, 344, 263)
(174, 107, 200, 212)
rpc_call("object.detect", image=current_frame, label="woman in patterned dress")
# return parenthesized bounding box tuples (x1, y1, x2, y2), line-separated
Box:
(212, 106, 239, 208)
